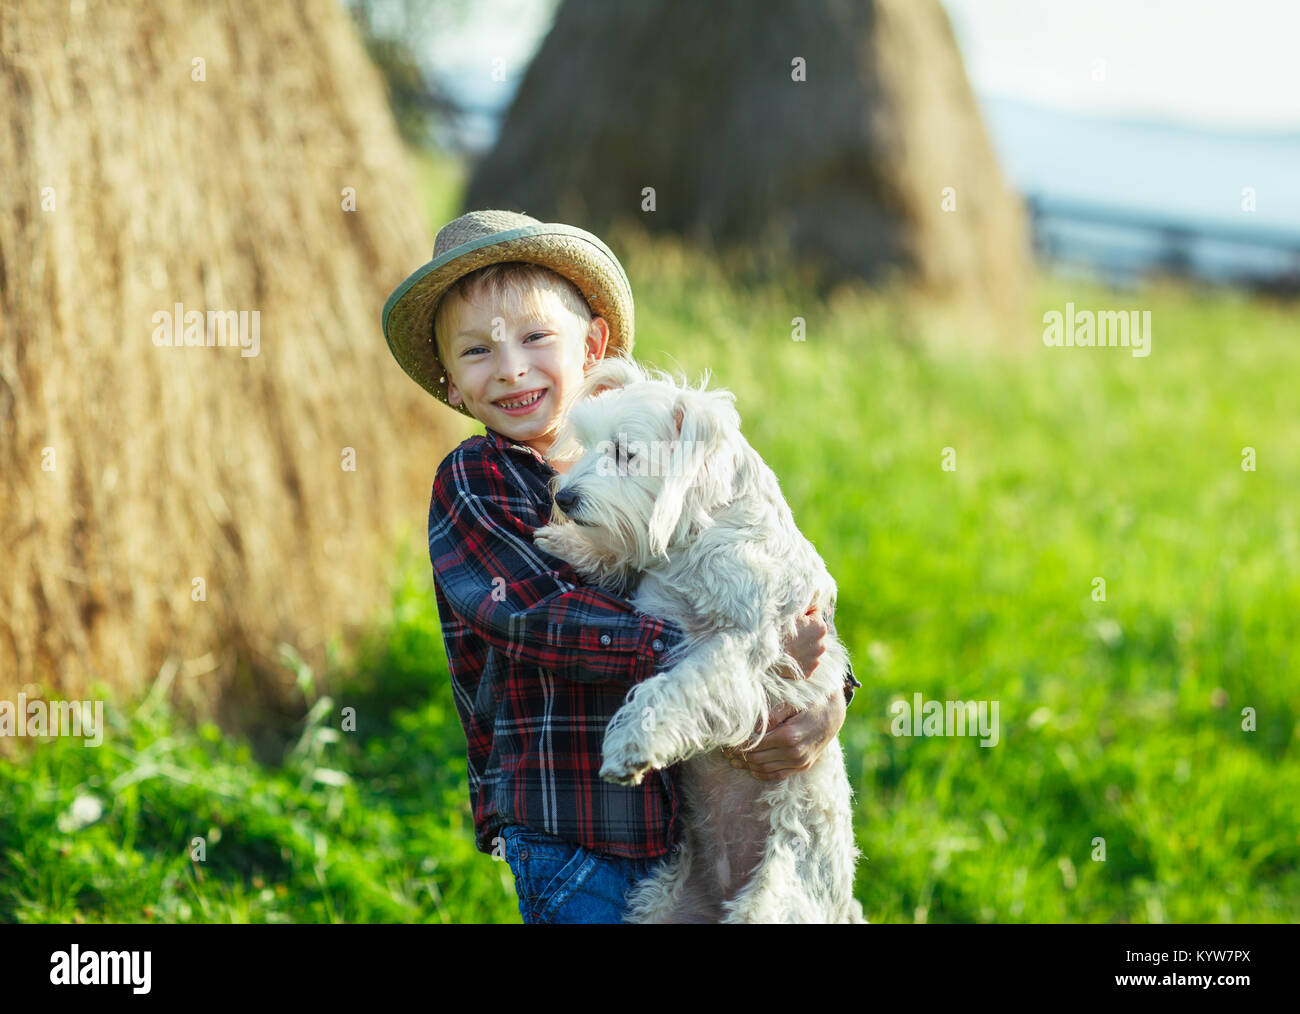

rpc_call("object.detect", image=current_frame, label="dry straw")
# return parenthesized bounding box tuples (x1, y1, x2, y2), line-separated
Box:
(0, 0, 453, 733)
(464, 0, 1030, 332)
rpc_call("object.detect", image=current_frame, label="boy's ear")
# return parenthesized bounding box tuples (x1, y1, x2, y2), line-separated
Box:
(585, 314, 611, 365)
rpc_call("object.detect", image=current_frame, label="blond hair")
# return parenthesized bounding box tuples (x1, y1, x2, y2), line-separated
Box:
(433, 262, 592, 374)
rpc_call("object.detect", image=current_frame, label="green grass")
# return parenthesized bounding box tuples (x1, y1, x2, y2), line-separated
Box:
(626, 256, 1300, 923)
(3, 151, 1296, 923)
(0, 556, 520, 924)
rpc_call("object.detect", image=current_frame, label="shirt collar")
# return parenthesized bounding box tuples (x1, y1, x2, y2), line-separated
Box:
(484, 427, 553, 469)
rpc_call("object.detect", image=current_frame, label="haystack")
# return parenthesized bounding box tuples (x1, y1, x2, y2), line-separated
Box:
(0, 1, 452, 733)
(465, 0, 1029, 327)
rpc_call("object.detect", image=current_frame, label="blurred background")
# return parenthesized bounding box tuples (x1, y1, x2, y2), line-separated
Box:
(1, 0, 1296, 924)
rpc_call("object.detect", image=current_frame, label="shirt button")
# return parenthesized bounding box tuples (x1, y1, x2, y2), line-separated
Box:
(652, 639, 664, 652)
(599, 633, 612, 646)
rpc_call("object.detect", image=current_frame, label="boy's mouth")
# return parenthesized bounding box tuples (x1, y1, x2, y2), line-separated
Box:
(495, 388, 547, 415)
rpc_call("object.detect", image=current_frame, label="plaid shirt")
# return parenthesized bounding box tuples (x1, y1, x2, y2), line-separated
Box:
(428, 426, 860, 860)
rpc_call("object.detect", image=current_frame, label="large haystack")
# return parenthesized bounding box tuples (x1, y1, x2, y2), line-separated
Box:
(0, 1, 452, 732)
(466, 0, 1028, 325)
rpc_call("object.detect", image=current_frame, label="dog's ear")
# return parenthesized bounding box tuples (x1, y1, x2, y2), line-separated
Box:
(578, 352, 645, 401)
(548, 355, 645, 464)
(647, 386, 741, 558)
(547, 413, 584, 463)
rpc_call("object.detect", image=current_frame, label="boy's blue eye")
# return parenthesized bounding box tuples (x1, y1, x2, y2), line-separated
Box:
(462, 332, 547, 356)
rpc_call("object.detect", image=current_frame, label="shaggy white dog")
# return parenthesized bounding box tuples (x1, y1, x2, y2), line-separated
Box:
(532, 354, 867, 924)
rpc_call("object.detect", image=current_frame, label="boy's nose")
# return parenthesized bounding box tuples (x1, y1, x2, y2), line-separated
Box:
(554, 487, 580, 512)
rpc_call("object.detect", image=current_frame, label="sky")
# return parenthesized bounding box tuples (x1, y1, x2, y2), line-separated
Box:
(941, 0, 1300, 131)
(420, 0, 1300, 133)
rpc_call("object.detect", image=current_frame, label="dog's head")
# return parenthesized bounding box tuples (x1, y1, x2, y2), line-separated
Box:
(548, 353, 744, 568)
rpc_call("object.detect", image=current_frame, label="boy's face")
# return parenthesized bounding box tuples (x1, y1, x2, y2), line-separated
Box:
(440, 286, 609, 459)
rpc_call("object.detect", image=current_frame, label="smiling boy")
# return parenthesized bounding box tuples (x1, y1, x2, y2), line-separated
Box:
(382, 210, 859, 923)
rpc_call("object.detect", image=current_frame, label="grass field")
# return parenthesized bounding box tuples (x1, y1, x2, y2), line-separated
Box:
(2, 151, 1296, 923)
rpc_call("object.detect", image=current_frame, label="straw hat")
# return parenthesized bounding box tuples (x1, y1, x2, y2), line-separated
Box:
(382, 209, 635, 419)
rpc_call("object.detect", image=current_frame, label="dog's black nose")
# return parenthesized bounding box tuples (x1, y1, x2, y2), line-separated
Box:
(554, 487, 580, 512)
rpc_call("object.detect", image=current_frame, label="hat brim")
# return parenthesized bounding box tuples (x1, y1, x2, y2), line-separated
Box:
(382, 222, 635, 419)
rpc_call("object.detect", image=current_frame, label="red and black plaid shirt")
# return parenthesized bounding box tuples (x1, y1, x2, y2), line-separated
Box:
(428, 427, 858, 860)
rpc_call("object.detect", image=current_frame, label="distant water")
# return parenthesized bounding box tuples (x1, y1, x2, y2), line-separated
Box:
(981, 96, 1300, 284)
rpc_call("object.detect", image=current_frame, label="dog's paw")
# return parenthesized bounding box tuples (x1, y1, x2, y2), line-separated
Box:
(533, 524, 570, 558)
(599, 755, 651, 787)
(599, 736, 653, 786)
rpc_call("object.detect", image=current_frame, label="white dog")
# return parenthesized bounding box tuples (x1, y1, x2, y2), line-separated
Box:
(532, 354, 866, 923)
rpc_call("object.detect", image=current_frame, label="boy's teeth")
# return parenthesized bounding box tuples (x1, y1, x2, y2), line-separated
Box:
(501, 391, 543, 408)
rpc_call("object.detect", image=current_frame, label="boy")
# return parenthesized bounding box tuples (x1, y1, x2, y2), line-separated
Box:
(382, 210, 859, 923)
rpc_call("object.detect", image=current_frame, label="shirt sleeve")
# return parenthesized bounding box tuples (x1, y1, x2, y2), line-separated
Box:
(842, 658, 861, 708)
(826, 613, 861, 708)
(429, 450, 686, 686)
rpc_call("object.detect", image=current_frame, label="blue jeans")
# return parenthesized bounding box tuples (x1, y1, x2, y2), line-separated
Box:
(498, 824, 665, 924)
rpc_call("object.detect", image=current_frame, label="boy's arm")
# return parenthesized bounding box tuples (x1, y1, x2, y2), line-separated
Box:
(430, 455, 684, 686)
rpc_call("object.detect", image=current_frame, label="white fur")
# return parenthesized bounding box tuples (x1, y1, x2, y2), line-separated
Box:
(533, 354, 867, 923)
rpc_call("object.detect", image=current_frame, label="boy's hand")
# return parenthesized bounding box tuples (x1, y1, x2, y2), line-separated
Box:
(723, 688, 846, 781)
(778, 604, 829, 680)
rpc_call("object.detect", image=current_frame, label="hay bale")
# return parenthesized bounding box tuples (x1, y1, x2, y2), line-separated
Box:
(0, 0, 451, 730)
(466, 0, 1028, 328)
